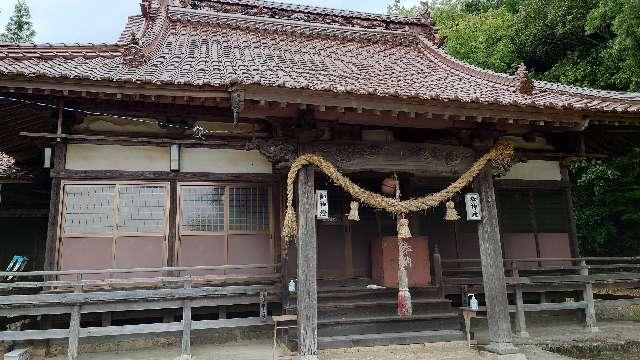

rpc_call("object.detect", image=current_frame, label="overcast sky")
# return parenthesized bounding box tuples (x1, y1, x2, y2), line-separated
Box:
(0, 0, 421, 44)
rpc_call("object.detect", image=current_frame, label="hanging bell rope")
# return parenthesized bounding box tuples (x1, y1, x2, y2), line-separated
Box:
(282, 141, 513, 246)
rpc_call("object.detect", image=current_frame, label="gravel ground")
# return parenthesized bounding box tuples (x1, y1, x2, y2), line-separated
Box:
(318, 342, 504, 360)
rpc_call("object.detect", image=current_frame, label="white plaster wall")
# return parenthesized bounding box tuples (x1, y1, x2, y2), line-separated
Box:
(180, 148, 272, 173)
(501, 160, 562, 181)
(66, 144, 170, 171)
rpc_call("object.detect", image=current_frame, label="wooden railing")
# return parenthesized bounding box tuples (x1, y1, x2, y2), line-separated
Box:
(0, 264, 280, 360)
(441, 257, 640, 287)
(438, 257, 640, 337)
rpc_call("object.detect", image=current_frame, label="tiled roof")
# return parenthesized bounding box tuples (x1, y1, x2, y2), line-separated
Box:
(0, 0, 639, 115)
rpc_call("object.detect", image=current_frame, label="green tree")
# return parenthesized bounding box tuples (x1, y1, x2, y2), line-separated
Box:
(388, 0, 640, 91)
(1, 0, 36, 43)
(571, 150, 640, 256)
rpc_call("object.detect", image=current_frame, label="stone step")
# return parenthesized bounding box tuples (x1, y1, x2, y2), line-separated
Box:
(318, 299, 453, 318)
(318, 313, 461, 337)
(318, 329, 466, 349)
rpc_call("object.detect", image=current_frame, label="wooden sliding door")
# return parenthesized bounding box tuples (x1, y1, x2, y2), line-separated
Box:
(177, 184, 273, 276)
(58, 182, 169, 276)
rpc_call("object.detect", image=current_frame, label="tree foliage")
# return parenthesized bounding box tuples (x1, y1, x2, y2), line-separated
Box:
(388, 0, 640, 92)
(572, 151, 640, 256)
(1, 0, 36, 43)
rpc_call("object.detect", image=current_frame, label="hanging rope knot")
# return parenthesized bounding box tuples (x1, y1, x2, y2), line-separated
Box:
(445, 200, 461, 221)
(347, 201, 360, 221)
(397, 216, 412, 239)
(489, 141, 515, 174)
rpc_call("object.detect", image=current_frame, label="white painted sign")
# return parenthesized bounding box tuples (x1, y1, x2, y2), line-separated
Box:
(316, 190, 329, 220)
(465, 193, 482, 221)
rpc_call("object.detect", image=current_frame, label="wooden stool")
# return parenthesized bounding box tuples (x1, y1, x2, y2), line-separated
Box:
(272, 315, 297, 360)
(461, 307, 486, 348)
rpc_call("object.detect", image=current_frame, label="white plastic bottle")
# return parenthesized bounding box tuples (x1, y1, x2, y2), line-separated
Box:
(470, 294, 479, 310)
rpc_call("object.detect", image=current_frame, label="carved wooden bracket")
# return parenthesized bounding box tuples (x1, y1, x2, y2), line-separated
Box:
(246, 138, 298, 168)
(229, 87, 245, 126)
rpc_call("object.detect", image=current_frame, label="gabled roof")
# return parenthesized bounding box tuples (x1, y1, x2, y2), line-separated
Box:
(0, 0, 639, 116)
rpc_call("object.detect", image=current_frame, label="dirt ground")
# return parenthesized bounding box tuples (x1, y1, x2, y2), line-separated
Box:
(46, 341, 508, 360)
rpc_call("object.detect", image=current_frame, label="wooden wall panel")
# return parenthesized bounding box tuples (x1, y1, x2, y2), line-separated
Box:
(114, 236, 165, 277)
(538, 233, 572, 266)
(227, 234, 271, 275)
(178, 235, 226, 276)
(60, 237, 113, 279)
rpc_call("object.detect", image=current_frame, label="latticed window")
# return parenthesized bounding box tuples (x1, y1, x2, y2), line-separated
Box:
(229, 187, 268, 232)
(63, 185, 115, 234)
(180, 186, 225, 233)
(179, 184, 269, 233)
(62, 184, 167, 235)
(117, 185, 167, 233)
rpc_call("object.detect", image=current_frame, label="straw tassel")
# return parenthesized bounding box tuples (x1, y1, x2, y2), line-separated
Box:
(397, 217, 412, 239)
(347, 201, 360, 221)
(445, 201, 461, 221)
(282, 208, 298, 245)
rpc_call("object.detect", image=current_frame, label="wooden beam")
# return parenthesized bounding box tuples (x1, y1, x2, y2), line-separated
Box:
(474, 167, 517, 355)
(52, 170, 277, 183)
(20, 132, 265, 145)
(297, 165, 318, 359)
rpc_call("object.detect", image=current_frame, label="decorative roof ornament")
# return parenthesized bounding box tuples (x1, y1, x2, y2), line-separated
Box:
(418, 1, 431, 20)
(179, 0, 189, 7)
(140, 0, 151, 19)
(122, 34, 146, 68)
(515, 63, 534, 95)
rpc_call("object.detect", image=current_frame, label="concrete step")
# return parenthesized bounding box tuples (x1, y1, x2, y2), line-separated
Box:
(318, 313, 461, 337)
(318, 329, 466, 349)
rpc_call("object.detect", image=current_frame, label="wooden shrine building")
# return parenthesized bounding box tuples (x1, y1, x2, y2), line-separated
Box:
(1, 0, 640, 359)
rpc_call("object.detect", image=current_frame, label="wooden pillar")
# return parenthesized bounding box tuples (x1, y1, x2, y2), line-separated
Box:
(512, 261, 529, 338)
(180, 276, 193, 360)
(67, 306, 80, 360)
(474, 167, 518, 354)
(168, 180, 178, 268)
(433, 245, 445, 299)
(580, 260, 598, 332)
(561, 166, 581, 257)
(296, 166, 318, 360)
(44, 143, 66, 272)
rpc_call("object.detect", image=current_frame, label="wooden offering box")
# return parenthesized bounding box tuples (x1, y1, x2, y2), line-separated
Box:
(372, 236, 431, 287)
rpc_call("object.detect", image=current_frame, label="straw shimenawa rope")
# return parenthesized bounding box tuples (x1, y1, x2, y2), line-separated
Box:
(282, 141, 514, 247)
